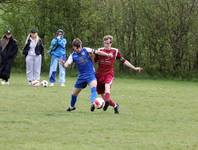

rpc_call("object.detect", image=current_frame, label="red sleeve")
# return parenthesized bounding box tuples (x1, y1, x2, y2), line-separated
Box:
(116, 49, 122, 59)
(116, 49, 126, 63)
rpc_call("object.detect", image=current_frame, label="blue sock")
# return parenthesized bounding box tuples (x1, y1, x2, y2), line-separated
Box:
(90, 87, 97, 104)
(70, 95, 77, 107)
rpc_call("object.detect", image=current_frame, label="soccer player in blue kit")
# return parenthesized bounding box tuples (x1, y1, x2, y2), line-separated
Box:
(61, 38, 112, 112)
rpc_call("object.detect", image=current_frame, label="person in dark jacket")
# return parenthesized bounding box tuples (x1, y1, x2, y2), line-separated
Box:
(23, 29, 44, 85)
(0, 30, 18, 85)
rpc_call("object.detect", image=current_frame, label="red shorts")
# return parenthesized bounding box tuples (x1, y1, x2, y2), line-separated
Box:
(96, 73, 114, 94)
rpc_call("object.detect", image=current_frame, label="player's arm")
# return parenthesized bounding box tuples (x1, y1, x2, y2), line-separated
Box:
(85, 47, 112, 57)
(62, 61, 71, 68)
(84, 47, 96, 62)
(123, 60, 143, 72)
(95, 49, 113, 57)
(117, 51, 143, 72)
(60, 54, 73, 68)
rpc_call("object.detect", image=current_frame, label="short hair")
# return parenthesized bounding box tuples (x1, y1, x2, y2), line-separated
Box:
(72, 38, 82, 48)
(103, 35, 113, 42)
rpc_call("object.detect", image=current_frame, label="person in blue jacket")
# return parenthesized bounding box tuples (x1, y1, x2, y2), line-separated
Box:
(49, 29, 67, 87)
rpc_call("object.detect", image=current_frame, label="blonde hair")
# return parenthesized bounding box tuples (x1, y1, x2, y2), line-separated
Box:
(25, 32, 40, 45)
(103, 35, 113, 42)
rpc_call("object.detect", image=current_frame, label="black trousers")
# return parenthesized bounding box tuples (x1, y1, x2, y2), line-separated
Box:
(0, 61, 12, 82)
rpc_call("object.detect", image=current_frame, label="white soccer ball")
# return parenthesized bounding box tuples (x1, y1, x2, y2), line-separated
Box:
(31, 80, 40, 87)
(94, 97, 105, 109)
(41, 80, 48, 87)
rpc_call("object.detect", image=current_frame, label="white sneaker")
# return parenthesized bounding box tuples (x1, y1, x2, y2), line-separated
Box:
(28, 81, 32, 85)
(50, 83, 54, 87)
(60, 83, 65, 87)
(1, 81, 5, 85)
(1, 81, 9, 85)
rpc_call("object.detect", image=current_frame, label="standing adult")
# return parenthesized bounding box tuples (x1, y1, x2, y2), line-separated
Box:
(23, 28, 44, 85)
(48, 29, 67, 87)
(0, 30, 18, 85)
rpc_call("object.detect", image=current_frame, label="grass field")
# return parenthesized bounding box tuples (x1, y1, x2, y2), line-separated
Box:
(0, 74, 198, 150)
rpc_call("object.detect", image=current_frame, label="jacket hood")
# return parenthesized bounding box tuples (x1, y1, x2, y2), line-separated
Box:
(56, 29, 64, 37)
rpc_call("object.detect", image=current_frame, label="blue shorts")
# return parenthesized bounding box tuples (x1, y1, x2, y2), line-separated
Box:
(75, 75, 96, 89)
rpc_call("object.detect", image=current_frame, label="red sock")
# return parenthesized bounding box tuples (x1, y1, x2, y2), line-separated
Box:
(109, 99, 116, 108)
(104, 93, 110, 102)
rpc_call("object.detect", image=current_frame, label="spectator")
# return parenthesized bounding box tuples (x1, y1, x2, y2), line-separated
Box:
(23, 28, 44, 85)
(48, 29, 67, 87)
(0, 30, 18, 85)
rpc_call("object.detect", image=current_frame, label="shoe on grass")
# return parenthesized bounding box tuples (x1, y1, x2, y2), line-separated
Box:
(114, 104, 119, 114)
(103, 101, 110, 111)
(90, 104, 95, 112)
(66, 107, 76, 112)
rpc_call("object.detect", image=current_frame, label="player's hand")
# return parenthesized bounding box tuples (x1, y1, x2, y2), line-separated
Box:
(135, 67, 143, 72)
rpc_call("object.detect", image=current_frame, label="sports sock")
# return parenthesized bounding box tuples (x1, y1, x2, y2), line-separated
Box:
(104, 93, 110, 102)
(70, 95, 77, 107)
(109, 99, 116, 108)
(90, 87, 97, 104)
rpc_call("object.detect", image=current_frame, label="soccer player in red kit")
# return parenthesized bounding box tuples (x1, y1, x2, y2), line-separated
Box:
(95, 35, 143, 114)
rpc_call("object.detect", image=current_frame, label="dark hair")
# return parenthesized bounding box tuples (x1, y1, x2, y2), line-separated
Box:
(72, 38, 82, 48)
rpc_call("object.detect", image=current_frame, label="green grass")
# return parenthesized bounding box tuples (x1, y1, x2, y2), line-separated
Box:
(0, 74, 198, 150)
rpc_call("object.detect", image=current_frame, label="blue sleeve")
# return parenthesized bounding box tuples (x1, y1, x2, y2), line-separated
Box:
(57, 38, 67, 49)
(50, 38, 57, 49)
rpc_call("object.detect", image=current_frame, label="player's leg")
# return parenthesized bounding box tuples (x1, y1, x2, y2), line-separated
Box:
(67, 78, 87, 112)
(102, 84, 111, 111)
(102, 74, 113, 111)
(104, 81, 119, 114)
(66, 87, 82, 112)
(104, 83, 116, 107)
(109, 97, 119, 114)
(88, 79, 97, 112)
(49, 55, 58, 86)
(96, 75, 110, 111)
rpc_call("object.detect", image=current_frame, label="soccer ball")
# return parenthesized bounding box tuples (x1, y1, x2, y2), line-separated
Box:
(41, 80, 48, 87)
(94, 97, 105, 109)
(31, 80, 40, 87)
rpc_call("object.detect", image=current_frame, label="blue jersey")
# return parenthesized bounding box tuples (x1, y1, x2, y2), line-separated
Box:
(67, 47, 95, 79)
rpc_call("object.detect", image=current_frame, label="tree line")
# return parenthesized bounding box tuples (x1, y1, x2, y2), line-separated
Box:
(0, 0, 198, 78)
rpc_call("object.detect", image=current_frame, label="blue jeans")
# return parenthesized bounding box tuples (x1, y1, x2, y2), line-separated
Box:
(49, 55, 66, 84)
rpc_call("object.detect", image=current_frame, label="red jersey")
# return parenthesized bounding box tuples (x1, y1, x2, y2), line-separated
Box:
(95, 47, 123, 76)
